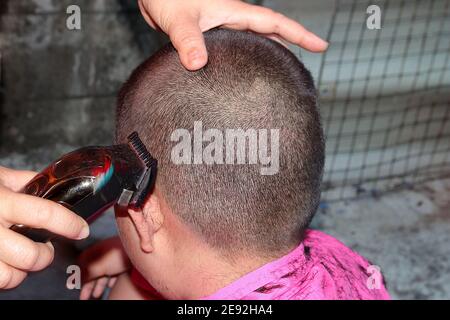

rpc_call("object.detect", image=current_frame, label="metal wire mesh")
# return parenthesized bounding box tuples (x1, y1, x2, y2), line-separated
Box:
(318, 0, 450, 201)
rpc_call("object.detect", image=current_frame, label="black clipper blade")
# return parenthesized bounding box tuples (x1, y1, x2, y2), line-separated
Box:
(126, 132, 158, 208)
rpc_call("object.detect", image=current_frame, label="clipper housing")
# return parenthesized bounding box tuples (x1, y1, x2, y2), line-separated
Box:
(10, 132, 157, 242)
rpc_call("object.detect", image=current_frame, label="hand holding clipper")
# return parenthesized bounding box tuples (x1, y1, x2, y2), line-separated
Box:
(10, 132, 157, 243)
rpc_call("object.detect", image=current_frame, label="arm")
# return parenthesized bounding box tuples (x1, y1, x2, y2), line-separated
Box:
(78, 236, 133, 300)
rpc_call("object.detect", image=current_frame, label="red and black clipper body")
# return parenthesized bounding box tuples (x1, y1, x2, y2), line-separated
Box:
(10, 132, 157, 243)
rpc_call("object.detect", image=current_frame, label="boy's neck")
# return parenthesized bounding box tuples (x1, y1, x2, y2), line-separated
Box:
(172, 244, 274, 299)
(154, 205, 293, 299)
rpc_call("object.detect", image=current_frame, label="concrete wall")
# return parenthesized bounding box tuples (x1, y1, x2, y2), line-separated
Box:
(0, 0, 166, 158)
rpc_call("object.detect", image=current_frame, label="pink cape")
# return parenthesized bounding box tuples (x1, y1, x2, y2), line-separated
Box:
(132, 229, 390, 300)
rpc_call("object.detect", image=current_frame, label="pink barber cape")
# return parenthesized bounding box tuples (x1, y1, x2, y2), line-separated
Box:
(131, 229, 390, 300)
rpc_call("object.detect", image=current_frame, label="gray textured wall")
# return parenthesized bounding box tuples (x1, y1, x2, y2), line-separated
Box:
(0, 0, 166, 158)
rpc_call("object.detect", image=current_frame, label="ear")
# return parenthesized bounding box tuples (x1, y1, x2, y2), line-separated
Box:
(128, 193, 164, 253)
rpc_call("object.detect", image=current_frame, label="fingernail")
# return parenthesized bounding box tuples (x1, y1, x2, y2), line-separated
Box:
(320, 39, 329, 50)
(188, 49, 205, 69)
(315, 36, 329, 50)
(188, 49, 201, 61)
(77, 225, 90, 240)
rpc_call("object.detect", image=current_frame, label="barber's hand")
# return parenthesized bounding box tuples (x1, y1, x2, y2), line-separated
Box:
(78, 236, 131, 300)
(138, 0, 328, 70)
(0, 166, 90, 289)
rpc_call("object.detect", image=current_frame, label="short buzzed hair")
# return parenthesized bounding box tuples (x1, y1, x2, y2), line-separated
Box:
(116, 29, 324, 257)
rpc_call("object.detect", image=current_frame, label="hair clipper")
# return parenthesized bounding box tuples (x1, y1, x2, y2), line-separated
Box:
(10, 132, 157, 243)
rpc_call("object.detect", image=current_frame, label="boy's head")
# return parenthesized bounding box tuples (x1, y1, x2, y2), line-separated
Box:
(115, 29, 324, 298)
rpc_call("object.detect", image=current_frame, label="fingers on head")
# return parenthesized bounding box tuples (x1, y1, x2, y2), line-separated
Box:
(168, 16, 208, 70)
(224, 3, 328, 52)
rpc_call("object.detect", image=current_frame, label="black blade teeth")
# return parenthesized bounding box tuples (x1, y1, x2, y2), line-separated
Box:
(127, 132, 153, 167)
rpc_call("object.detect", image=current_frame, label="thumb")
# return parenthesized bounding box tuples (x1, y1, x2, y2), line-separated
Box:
(168, 15, 208, 71)
(0, 166, 37, 192)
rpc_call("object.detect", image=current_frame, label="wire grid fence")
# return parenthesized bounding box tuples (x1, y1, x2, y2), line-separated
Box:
(318, 0, 450, 202)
